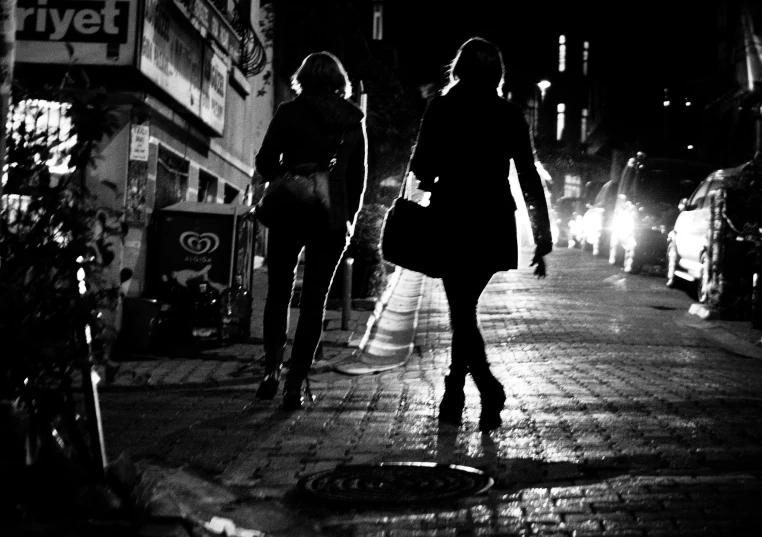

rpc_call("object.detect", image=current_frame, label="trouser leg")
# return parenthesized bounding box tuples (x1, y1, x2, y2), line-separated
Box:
(285, 230, 349, 383)
(262, 227, 304, 359)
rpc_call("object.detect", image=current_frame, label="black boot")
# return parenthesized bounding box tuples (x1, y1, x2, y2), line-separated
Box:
(471, 368, 506, 432)
(256, 347, 284, 400)
(439, 374, 466, 425)
(282, 376, 314, 411)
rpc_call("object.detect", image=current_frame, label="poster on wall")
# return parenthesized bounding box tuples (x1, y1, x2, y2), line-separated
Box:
(125, 122, 149, 224)
(15, 0, 137, 65)
(139, 0, 225, 134)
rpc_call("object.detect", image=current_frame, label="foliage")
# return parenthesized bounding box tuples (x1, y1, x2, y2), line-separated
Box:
(0, 67, 122, 485)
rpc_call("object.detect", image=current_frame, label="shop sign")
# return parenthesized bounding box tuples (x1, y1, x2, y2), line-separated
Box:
(173, 0, 238, 56)
(15, 0, 137, 65)
(200, 48, 226, 135)
(140, 0, 225, 134)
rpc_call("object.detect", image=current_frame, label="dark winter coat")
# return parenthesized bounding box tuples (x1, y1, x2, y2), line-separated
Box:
(409, 82, 552, 271)
(255, 91, 367, 233)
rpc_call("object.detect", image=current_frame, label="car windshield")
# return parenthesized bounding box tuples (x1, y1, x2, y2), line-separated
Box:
(637, 169, 705, 206)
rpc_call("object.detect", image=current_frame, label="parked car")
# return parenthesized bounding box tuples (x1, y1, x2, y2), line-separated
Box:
(667, 159, 762, 302)
(579, 179, 618, 256)
(608, 152, 714, 273)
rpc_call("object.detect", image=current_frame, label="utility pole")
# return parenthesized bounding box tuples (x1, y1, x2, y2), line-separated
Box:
(0, 0, 15, 198)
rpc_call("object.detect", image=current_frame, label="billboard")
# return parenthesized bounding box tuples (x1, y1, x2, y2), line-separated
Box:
(15, 0, 137, 65)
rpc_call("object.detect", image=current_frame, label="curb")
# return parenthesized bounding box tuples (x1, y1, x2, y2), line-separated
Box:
(310, 266, 404, 374)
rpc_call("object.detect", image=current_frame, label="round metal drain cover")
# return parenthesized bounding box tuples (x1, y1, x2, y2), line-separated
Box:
(297, 462, 493, 504)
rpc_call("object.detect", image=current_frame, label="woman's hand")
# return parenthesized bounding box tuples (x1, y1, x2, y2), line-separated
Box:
(530, 242, 552, 279)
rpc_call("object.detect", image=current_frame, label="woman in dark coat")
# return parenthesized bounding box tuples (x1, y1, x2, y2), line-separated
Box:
(254, 52, 367, 410)
(409, 37, 552, 431)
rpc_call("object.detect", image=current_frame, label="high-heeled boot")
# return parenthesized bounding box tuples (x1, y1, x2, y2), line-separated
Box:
(439, 374, 466, 425)
(471, 368, 506, 432)
(255, 347, 284, 400)
(282, 376, 314, 411)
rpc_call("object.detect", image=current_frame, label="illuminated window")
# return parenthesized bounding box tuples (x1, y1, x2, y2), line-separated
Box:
(564, 174, 582, 198)
(581, 108, 588, 142)
(583, 41, 589, 75)
(556, 103, 565, 141)
(558, 35, 566, 72)
(372, 2, 384, 40)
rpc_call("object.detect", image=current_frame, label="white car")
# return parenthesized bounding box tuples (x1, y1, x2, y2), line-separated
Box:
(667, 159, 761, 302)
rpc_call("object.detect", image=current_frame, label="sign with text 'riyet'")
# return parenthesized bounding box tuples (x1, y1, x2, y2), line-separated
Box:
(15, 0, 137, 65)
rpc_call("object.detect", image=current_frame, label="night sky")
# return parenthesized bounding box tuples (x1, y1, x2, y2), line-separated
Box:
(388, 1, 721, 90)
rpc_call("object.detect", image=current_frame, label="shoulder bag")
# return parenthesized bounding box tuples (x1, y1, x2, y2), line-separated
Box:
(380, 169, 444, 278)
(255, 134, 343, 229)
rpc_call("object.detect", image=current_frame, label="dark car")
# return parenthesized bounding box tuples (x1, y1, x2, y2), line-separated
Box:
(608, 152, 714, 273)
(580, 179, 618, 256)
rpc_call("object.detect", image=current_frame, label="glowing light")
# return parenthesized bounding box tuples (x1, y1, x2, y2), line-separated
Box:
(663, 100, 670, 107)
(687, 144, 694, 150)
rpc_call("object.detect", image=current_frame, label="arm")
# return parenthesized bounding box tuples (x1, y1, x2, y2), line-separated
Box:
(345, 121, 368, 229)
(254, 103, 288, 183)
(512, 109, 553, 256)
(409, 97, 443, 191)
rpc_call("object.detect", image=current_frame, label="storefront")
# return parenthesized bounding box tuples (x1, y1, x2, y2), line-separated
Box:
(12, 0, 273, 343)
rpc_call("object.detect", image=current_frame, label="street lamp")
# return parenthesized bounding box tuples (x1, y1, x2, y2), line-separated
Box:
(533, 80, 551, 139)
(537, 80, 551, 101)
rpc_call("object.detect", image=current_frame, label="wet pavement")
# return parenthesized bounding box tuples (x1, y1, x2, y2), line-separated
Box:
(93, 248, 762, 536)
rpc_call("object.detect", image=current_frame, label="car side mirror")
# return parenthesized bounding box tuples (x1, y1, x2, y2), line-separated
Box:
(678, 198, 688, 211)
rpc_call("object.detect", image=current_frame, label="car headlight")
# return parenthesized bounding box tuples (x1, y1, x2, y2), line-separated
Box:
(612, 212, 635, 242)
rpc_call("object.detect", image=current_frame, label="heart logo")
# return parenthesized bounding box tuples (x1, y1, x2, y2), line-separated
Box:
(179, 231, 220, 255)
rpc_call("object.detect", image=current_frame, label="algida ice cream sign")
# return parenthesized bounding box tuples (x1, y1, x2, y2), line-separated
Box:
(15, 0, 137, 65)
(157, 212, 233, 294)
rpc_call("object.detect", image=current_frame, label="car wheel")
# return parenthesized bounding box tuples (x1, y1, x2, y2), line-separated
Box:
(624, 245, 643, 274)
(666, 242, 679, 288)
(609, 240, 624, 266)
(698, 252, 710, 303)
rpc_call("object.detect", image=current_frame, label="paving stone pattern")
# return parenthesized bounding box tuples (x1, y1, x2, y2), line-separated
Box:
(100, 248, 762, 536)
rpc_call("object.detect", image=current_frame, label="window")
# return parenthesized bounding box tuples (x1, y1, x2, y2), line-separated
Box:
(155, 146, 189, 210)
(198, 170, 218, 203)
(224, 183, 240, 204)
(556, 103, 565, 141)
(687, 179, 711, 209)
(581, 108, 589, 143)
(564, 174, 582, 198)
(558, 35, 566, 72)
(372, 1, 384, 40)
(582, 41, 589, 75)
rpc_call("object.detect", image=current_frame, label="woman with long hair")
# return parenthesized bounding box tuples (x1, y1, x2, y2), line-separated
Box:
(409, 37, 552, 431)
(254, 52, 367, 410)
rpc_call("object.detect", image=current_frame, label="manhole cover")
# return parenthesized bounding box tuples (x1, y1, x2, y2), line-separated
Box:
(297, 462, 493, 504)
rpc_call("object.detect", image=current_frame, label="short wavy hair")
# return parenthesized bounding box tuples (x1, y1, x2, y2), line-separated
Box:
(291, 52, 352, 99)
(443, 37, 505, 96)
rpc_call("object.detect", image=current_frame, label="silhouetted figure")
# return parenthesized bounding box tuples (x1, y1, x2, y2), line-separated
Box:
(409, 37, 552, 431)
(254, 52, 367, 410)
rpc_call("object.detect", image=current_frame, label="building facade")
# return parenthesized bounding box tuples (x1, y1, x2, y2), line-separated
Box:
(13, 0, 274, 312)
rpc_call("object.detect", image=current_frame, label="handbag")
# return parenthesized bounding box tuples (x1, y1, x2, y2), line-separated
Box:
(255, 169, 330, 228)
(255, 131, 343, 229)
(380, 171, 444, 278)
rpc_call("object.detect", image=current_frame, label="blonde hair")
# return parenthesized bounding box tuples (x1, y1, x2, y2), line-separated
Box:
(291, 52, 353, 98)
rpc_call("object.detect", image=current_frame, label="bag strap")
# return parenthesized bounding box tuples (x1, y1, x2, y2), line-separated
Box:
(397, 155, 413, 199)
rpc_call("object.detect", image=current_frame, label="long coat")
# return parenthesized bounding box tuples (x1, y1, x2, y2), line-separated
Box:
(409, 82, 552, 271)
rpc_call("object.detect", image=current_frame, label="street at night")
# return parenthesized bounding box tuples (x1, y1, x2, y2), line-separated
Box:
(96, 248, 762, 536)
